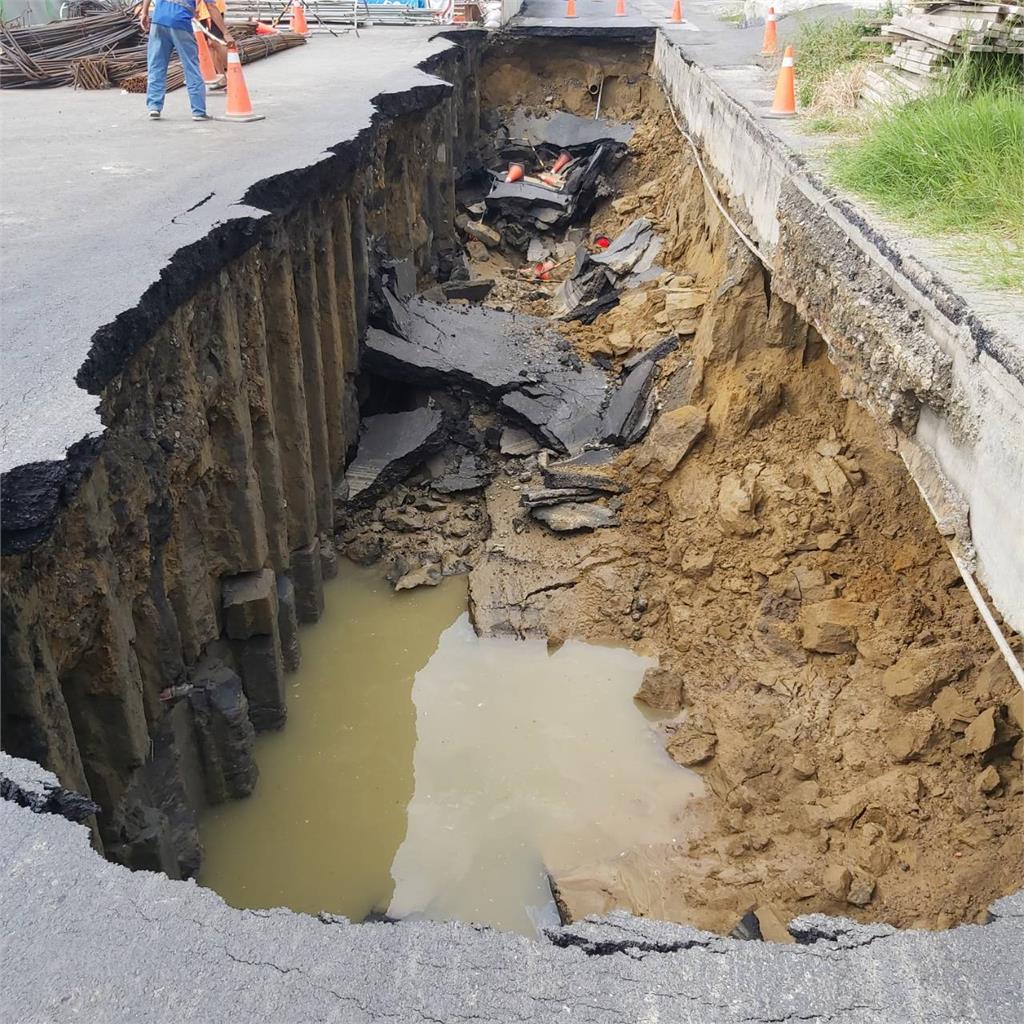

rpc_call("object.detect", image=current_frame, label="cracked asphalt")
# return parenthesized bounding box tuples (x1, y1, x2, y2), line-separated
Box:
(1, 795, 1020, 1023)
(0, 29, 452, 475)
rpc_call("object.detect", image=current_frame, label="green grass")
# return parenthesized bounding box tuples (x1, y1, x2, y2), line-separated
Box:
(829, 64, 1024, 292)
(790, 14, 889, 107)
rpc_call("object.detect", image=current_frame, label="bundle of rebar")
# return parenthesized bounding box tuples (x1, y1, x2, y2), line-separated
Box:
(1, 10, 143, 88)
(1, 11, 300, 92)
(116, 28, 306, 93)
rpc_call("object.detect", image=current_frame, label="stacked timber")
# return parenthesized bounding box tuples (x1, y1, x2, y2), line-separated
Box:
(863, 1, 1024, 104)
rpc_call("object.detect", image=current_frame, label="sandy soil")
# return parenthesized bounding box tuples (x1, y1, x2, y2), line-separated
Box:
(345, 67, 1024, 938)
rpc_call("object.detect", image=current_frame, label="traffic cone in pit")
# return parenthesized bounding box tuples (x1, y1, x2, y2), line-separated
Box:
(222, 45, 265, 122)
(761, 6, 778, 55)
(551, 151, 571, 173)
(290, 1, 310, 35)
(194, 25, 219, 84)
(615, 0, 626, 15)
(669, 0, 682, 23)
(565, 0, 577, 16)
(770, 45, 796, 115)
(506, 163, 524, 182)
(254, 20, 280, 35)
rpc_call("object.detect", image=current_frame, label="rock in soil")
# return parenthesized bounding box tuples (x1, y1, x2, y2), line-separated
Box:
(530, 502, 619, 532)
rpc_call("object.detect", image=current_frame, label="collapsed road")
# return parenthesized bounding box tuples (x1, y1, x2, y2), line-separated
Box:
(2, 17, 1023, 1024)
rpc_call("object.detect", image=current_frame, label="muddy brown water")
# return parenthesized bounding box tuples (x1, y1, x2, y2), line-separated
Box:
(199, 561, 702, 935)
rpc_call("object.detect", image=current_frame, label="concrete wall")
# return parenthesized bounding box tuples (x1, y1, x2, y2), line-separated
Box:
(653, 34, 1024, 634)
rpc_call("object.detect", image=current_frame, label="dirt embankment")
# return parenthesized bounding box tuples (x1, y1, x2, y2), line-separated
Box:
(505, 107, 1023, 934)
(343, 49, 1023, 938)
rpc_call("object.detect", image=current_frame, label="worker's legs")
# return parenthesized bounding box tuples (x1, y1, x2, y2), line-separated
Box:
(145, 23, 174, 113)
(169, 27, 208, 117)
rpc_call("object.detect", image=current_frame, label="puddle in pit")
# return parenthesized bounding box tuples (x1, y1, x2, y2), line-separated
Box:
(199, 562, 703, 935)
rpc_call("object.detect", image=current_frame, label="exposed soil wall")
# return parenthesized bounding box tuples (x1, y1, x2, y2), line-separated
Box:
(0, 36, 483, 876)
(343, 39, 1024, 935)
(652, 33, 1024, 636)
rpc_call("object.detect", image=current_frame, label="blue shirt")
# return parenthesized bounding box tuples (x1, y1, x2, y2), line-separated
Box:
(152, 0, 198, 30)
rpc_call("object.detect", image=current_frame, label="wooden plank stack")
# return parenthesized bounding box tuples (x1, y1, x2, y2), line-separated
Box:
(862, 1, 1023, 105)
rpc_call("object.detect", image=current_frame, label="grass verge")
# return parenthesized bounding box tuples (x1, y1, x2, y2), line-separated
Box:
(829, 62, 1024, 292)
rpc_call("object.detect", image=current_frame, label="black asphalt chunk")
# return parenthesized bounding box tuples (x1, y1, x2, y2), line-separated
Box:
(340, 407, 447, 508)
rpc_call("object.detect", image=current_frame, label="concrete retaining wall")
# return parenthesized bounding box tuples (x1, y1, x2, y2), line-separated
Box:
(653, 34, 1024, 634)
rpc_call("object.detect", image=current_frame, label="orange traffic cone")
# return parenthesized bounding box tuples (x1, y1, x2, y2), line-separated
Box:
(222, 45, 265, 122)
(761, 6, 778, 55)
(290, 1, 310, 35)
(254, 20, 280, 35)
(551, 152, 571, 173)
(506, 163, 524, 182)
(770, 45, 796, 115)
(565, 0, 576, 17)
(194, 25, 219, 85)
(615, 0, 626, 15)
(669, 0, 682, 22)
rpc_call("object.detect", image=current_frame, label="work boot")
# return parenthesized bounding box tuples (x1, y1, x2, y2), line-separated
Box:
(208, 75, 227, 91)
(148, 109, 161, 119)
(192, 113, 213, 122)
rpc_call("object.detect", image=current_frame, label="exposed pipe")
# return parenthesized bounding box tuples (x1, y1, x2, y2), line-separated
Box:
(665, 99, 766, 264)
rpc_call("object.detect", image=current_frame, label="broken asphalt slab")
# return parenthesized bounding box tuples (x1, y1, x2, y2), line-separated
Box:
(531, 501, 620, 531)
(339, 406, 447, 508)
(1, 790, 1021, 1023)
(503, 110, 634, 152)
(365, 290, 655, 455)
(556, 217, 662, 321)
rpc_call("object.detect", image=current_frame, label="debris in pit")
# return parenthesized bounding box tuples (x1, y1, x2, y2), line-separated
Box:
(501, 110, 634, 152)
(338, 407, 447, 509)
(483, 112, 630, 234)
(602, 360, 657, 446)
(439, 279, 495, 304)
(539, 448, 625, 494)
(623, 334, 679, 370)
(499, 426, 541, 456)
(394, 563, 443, 592)
(555, 219, 662, 324)
(520, 487, 606, 509)
(531, 501, 619, 533)
(366, 290, 620, 454)
(428, 449, 494, 495)
(464, 221, 502, 248)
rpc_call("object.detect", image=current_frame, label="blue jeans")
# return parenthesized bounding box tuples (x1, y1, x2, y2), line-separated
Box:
(147, 23, 206, 116)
